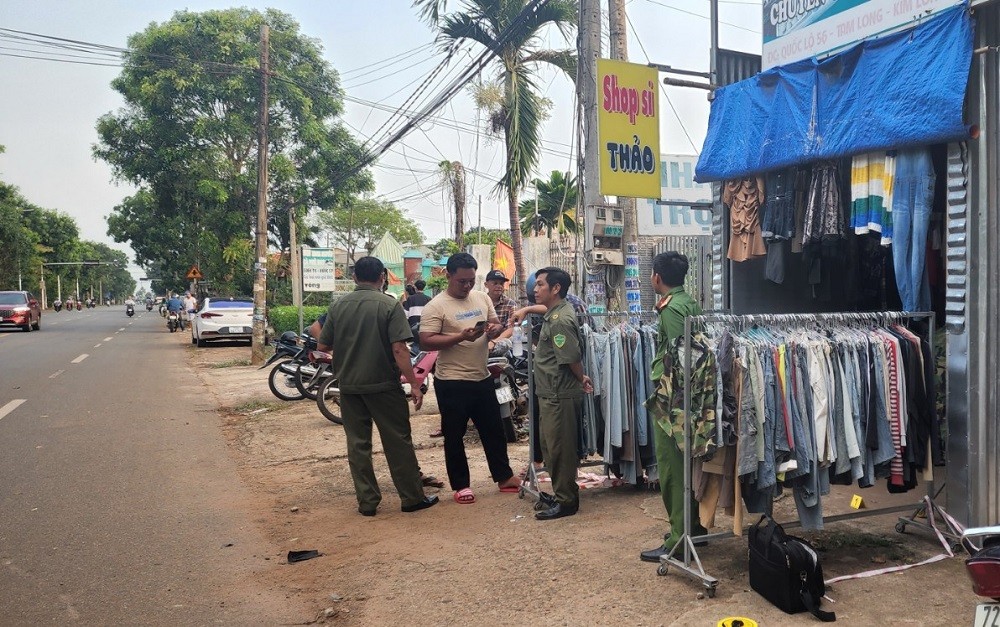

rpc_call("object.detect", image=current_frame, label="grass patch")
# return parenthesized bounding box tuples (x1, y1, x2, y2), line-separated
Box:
(210, 358, 253, 369)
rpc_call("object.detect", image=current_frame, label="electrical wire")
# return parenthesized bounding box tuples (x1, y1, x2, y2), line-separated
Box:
(624, 12, 700, 152)
(639, 0, 761, 33)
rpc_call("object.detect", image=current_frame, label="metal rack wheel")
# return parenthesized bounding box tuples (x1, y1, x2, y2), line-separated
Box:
(895, 521, 908, 534)
(656, 564, 668, 576)
(704, 585, 717, 598)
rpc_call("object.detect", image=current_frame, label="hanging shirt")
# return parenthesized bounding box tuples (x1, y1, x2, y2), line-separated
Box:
(850, 152, 895, 245)
(724, 177, 767, 262)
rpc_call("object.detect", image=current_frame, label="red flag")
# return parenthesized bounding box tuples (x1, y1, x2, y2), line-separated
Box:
(493, 240, 515, 279)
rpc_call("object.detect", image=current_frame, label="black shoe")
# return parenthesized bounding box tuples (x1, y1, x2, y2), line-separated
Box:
(534, 502, 578, 520)
(533, 492, 557, 512)
(358, 507, 377, 517)
(640, 545, 670, 563)
(401, 495, 439, 513)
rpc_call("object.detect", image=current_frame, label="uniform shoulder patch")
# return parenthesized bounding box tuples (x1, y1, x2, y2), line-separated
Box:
(551, 313, 559, 320)
(553, 334, 566, 348)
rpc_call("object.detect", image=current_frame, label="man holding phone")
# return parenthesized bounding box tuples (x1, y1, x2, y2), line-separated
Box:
(420, 253, 522, 504)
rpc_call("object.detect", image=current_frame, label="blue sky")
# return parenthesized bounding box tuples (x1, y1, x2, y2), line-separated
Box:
(0, 0, 761, 270)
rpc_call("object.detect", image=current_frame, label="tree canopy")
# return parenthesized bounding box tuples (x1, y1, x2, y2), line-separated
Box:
(518, 170, 578, 236)
(316, 198, 423, 261)
(95, 8, 372, 296)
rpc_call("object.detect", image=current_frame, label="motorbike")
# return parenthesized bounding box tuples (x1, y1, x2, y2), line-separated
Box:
(962, 526, 1000, 623)
(126, 304, 135, 317)
(260, 331, 317, 401)
(76, 301, 82, 311)
(53, 300, 62, 312)
(86, 299, 95, 309)
(315, 349, 438, 426)
(166, 311, 179, 332)
(145, 301, 153, 311)
(488, 353, 529, 443)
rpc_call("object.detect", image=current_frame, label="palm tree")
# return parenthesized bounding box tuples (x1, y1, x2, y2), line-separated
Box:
(438, 160, 467, 249)
(415, 0, 577, 293)
(518, 170, 578, 237)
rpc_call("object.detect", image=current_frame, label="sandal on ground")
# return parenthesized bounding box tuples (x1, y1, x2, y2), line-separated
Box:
(498, 478, 522, 493)
(453, 488, 475, 504)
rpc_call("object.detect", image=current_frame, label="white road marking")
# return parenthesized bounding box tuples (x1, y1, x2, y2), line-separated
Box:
(118, 328, 125, 332)
(49, 369, 65, 379)
(93, 344, 101, 348)
(103, 337, 113, 342)
(71, 354, 89, 364)
(0, 399, 26, 421)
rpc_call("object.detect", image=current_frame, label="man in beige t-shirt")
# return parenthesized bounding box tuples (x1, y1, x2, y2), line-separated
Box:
(420, 253, 521, 504)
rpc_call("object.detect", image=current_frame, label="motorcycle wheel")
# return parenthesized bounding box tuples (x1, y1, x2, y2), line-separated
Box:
(294, 363, 325, 401)
(316, 376, 343, 424)
(268, 360, 305, 401)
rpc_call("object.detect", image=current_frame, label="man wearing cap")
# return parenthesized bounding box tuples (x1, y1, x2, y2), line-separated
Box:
(484, 269, 517, 355)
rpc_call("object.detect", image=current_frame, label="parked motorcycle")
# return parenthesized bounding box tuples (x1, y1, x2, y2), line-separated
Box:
(962, 526, 1000, 622)
(316, 349, 437, 425)
(126, 304, 135, 317)
(261, 331, 317, 401)
(488, 354, 529, 443)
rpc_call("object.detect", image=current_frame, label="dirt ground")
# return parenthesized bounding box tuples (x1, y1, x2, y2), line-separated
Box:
(190, 344, 979, 626)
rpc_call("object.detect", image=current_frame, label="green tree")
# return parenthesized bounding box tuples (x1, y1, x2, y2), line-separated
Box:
(415, 0, 577, 294)
(317, 198, 423, 262)
(95, 8, 372, 296)
(0, 181, 41, 291)
(430, 237, 460, 259)
(438, 160, 466, 248)
(518, 170, 578, 236)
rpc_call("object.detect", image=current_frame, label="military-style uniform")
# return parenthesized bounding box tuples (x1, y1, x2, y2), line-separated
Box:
(319, 284, 424, 512)
(648, 286, 707, 549)
(534, 299, 584, 509)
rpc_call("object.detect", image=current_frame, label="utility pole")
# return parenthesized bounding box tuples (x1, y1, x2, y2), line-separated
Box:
(608, 0, 640, 316)
(289, 206, 303, 334)
(252, 23, 270, 365)
(578, 0, 602, 302)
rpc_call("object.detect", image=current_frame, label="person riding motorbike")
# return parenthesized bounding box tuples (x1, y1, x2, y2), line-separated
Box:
(53, 298, 62, 312)
(165, 293, 185, 330)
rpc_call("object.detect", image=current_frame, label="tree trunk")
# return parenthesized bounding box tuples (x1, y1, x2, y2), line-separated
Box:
(508, 184, 526, 299)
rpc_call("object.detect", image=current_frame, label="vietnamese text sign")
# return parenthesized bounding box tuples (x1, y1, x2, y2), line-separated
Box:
(639, 155, 712, 237)
(302, 247, 336, 292)
(597, 58, 660, 199)
(762, 0, 962, 70)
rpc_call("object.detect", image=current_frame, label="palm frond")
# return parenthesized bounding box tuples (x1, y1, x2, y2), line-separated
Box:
(499, 64, 542, 195)
(412, 0, 449, 25)
(522, 49, 576, 82)
(439, 13, 502, 55)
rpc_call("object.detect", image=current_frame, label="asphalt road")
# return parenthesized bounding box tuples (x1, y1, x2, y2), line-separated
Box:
(0, 307, 300, 625)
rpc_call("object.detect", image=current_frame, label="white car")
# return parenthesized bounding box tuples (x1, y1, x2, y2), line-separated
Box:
(190, 297, 255, 347)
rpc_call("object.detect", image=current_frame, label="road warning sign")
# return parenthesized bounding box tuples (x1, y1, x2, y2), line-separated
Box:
(186, 265, 203, 280)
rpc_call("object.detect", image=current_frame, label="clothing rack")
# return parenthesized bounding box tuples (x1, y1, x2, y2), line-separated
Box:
(659, 310, 954, 596)
(520, 310, 657, 503)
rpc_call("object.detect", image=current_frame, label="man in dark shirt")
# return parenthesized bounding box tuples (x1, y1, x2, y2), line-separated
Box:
(531, 267, 593, 520)
(317, 256, 438, 516)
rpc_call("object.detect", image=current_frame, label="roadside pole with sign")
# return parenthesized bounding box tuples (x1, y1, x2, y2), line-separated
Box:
(300, 247, 337, 335)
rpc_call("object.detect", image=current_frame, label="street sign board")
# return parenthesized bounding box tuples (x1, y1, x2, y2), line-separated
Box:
(186, 265, 203, 280)
(302, 247, 337, 292)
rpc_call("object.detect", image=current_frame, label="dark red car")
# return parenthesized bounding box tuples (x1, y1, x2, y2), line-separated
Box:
(0, 291, 42, 332)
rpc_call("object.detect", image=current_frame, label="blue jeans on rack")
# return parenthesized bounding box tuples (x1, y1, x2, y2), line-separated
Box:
(892, 148, 935, 312)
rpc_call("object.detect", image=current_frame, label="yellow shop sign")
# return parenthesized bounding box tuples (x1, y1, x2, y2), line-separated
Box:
(597, 58, 660, 199)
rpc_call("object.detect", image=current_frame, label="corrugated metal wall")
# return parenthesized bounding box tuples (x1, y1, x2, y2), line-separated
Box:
(956, 1, 1000, 526)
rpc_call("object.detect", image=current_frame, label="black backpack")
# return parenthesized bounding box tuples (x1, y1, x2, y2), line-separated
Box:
(748, 514, 836, 622)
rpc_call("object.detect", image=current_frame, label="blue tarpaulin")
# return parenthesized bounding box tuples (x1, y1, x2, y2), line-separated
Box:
(695, 4, 973, 183)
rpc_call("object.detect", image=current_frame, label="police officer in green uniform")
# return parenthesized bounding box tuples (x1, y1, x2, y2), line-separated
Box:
(318, 256, 438, 516)
(531, 267, 594, 521)
(641, 251, 708, 561)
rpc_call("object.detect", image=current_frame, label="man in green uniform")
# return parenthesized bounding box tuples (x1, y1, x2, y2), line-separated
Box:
(531, 267, 593, 521)
(641, 251, 708, 561)
(317, 256, 438, 516)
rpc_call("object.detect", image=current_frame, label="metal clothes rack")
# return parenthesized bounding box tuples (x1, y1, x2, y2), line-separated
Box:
(659, 311, 953, 596)
(520, 310, 657, 503)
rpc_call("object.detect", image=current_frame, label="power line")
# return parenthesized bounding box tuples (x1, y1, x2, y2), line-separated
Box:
(624, 12, 700, 153)
(640, 0, 761, 33)
(339, 42, 435, 76)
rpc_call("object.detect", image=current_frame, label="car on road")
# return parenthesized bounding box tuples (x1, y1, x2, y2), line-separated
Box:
(190, 297, 254, 347)
(0, 291, 42, 332)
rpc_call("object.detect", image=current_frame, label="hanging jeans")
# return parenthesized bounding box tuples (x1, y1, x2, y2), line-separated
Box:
(891, 148, 935, 312)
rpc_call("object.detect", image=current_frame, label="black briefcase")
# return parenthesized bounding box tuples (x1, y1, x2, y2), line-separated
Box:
(748, 514, 836, 622)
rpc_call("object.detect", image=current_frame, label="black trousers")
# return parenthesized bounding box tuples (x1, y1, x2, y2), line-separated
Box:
(434, 377, 515, 491)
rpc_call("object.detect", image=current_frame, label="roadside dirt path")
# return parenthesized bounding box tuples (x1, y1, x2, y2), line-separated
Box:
(193, 346, 977, 626)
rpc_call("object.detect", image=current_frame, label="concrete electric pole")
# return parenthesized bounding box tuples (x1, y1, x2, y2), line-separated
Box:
(578, 0, 602, 302)
(252, 23, 270, 365)
(608, 0, 641, 316)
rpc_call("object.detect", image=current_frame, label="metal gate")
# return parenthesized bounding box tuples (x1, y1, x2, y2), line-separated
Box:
(653, 236, 713, 309)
